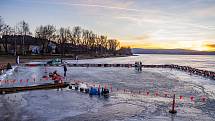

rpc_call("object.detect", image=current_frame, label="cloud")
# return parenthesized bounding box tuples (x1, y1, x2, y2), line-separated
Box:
(116, 14, 215, 31)
(64, 0, 134, 8)
(193, 6, 215, 17)
(66, 0, 135, 10)
(13, 0, 215, 47)
(206, 44, 215, 48)
(205, 43, 215, 51)
(18, 0, 136, 12)
(115, 16, 167, 25)
(18, 0, 215, 30)
(133, 35, 150, 41)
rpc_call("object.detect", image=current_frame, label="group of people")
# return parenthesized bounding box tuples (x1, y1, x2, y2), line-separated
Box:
(135, 61, 142, 72)
(49, 64, 67, 84)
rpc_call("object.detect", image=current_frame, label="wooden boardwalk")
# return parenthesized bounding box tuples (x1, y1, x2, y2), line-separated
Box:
(0, 82, 69, 94)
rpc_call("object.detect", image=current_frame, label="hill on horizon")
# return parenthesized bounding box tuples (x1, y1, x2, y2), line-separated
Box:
(132, 48, 215, 55)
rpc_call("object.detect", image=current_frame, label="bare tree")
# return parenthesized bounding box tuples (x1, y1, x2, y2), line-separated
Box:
(108, 39, 120, 54)
(46, 25, 56, 41)
(88, 31, 96, 51)
(0, 17, 17, 54)
(35, 25, 56, 53)
(99, 35, 108, 54)
(0, 16, 5, 38)
(0, 16, 5, 53)
(81, 29, 91, 52)
(58, 27, 70, 56)
(17, 21, 30, 35)
(2, 25, 13, 53)
(0, 15, 127, 56)
(72, 26, 82, 45)
(35, 25, 46, 54)
(82, 29, 89, 46)
(17, 20, 30, 55)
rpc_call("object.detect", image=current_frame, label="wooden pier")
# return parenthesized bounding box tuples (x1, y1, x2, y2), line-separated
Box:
(0, 82, 69, 94)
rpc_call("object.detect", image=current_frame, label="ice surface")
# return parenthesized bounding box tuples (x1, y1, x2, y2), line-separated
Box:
(1, 55, 215, 121)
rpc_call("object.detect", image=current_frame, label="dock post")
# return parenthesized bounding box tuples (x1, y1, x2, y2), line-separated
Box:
(140, 61, 142, 71)
(169, 94, 177, 114)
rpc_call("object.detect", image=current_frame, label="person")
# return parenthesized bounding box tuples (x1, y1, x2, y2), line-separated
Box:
(52, 70, 63, 91)
(63, 64, 67, 77)
(6, 63, 12, 70)
(16, 56, 20, 64)
(52, 70, 60, 81)
(53, 70, 58, 75)
(139, 61, 142, 71)
(75, 55, 79, 64)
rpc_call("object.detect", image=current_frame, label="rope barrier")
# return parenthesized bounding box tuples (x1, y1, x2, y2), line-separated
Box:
(53, 80, 208, 104)
(0, 78, 210, 103)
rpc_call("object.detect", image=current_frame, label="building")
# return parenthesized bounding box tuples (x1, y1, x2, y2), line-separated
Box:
(0, 35, 57, 55)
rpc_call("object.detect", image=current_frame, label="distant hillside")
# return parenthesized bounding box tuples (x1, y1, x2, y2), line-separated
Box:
(132, 48, 215, 55)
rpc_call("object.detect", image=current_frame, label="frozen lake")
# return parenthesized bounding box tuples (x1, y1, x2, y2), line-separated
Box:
(0, 54, 215, 121)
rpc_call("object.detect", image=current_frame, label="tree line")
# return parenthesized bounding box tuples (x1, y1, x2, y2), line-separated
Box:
(0, 16, 132, 56)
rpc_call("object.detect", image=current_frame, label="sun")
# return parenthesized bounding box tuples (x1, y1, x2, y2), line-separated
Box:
(188, 41, 208, 51)
(193, 46, 205, 51)
(194, 42, 213, 51)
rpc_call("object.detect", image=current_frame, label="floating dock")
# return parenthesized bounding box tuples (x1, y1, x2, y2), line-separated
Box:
(0, 82, 69, 94)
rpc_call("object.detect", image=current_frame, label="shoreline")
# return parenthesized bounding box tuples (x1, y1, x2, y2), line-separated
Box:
(0, 54, 132, 76)
(0, 54, 132, 65)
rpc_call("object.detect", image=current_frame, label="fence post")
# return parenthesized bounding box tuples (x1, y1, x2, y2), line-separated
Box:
(169, 94, 177, 114)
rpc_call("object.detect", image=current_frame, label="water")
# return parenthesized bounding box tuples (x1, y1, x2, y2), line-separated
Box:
(1, 54, 215, 121)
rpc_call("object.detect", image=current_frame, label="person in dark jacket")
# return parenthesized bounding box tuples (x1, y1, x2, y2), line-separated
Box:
(6, 63, 12, 70)
(63, 64, 67, 77)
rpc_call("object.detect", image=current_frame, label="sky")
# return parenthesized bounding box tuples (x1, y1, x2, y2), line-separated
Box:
(0, 0, 215, 51)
